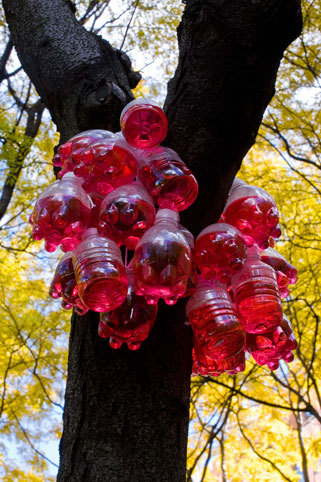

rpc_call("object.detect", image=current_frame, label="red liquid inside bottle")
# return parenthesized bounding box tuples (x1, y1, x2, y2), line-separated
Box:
(232, 246, 283, 333)
(49, 252, 89, 315)
(192, 345, 245, 376)
(260, 247, 298, 298)
(73, 228, 128, 312)
(56, 129, 114, 172)
(137, 146, 198, 211)
(98, 269, 158, 350)
(134, 209, 192, 305)
(187, 280, 245, 375)
(246, 315, 297, 370)
(120, 98, 168, 149)
(30, 173, 92, 252)
(194, 223, 247, 284)
(222, 178, 281, 249)
(56, 130, 137, 195)
(98, 182, 156, 250)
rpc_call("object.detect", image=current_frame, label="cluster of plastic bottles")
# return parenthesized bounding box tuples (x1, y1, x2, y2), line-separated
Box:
(31, 99, 198, 350)
(30, 97, 298, 371)
(189, 177, 298, 376)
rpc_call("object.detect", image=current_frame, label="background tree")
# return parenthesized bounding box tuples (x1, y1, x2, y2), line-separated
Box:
(188, 1, 321, 479)
(0, 0, 314, 480)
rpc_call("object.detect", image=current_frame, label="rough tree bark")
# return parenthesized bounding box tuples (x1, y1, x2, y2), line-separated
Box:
(2, 0, 302, 480)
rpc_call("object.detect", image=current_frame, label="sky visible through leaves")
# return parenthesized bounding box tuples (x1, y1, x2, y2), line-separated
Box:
(0, 1, 321, 480)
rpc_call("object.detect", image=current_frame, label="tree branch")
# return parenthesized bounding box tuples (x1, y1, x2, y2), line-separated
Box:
(3, 0, 141, 140)
(164, 0, 302, 234)
(0, 99, 45, 222)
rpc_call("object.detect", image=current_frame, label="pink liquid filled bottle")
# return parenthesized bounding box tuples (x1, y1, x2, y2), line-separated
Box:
(120, 98, 168, 149)
(232, 245, 283, 333)
(30, 172, 92, 252)
(133, 209, 192, 305)
(193, 344, 246, 376)
(55, 129, 115, 172)
(97, 181, 156, 250)
(192, 348, 221, 377)
(221, 178, 281, 249)
(49, 252, 89, 315)
(56, 130, 137, 195)
(186, 280, 245, 375)
(98, 268, 158, 350)
(260, 247, 298, 298)
(72, 228, 128, 312)
(137, 145, 198, 211)
(246, 315, 297, 370)
(194, 223, 247, 283)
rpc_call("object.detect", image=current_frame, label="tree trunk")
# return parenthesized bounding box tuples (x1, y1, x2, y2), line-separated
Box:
(2, 0, 302, 480)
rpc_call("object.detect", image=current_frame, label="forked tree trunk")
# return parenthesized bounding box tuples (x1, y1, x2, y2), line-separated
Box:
(3, 0, 302, 480)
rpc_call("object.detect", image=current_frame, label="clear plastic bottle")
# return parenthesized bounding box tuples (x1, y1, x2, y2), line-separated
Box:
(55, 130, 137, 195)
(136, 145, 198, 211)
(120, 98, 168, 149)
(246, 315, 297, 370)
(221, 178, 281, 249)
(98, 268, 158, 350)
(192, 345, 245, 376)
(232, 245, 283, 333)
(133, 209, 192, 305)
(97, 181, 156, 250)
(186, 280, 245, 374)
(260, 247, 298, 298)
(54, 129, 115, 168)
(30, 172, 92, 252)
(72, 228, 128, 312)
(194, 223, 247, 283)
(49, 252, 89, 315)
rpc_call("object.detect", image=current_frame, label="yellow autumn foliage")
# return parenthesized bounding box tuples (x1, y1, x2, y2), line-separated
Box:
(0, 0, 320, 480)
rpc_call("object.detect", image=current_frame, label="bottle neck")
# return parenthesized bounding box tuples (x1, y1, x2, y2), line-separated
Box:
(229, 177, 247, 193)
(62, 172, 80, 182)
(155, 209, 179, 227)
(196, 276, 212, 289)
(247, 245, 260, 260)
(82, 227, 98, 239)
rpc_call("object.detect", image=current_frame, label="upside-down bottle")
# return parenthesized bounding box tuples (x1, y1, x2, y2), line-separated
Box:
(221, 178, 281, 249)
(260, 247, 298, 298)
(55, 130, 137, 195)
(30, 172, 92, 252)
(97, 181, 156, 250)
(192, 348, 221, 377)
(232, 245, 283, 333)
(194, 223, 247, 284)
(49, 252, 89, 315)
(245, 315, 297, 370)
(53, 130, 115, 170)
(72, 228, 128, 312)
(98, 267, 158, 350)
(120, 98, 168, 149)
(187, 279, 246, 376)
(134, 209, 192, 305)
(192, 345, 246, 376)
(137, 145, 198, 211)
